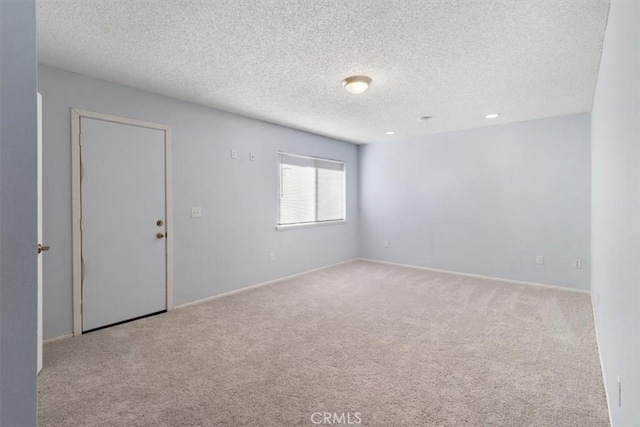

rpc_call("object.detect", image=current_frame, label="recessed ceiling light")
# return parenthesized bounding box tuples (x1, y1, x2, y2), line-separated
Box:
(385, 131, 396, 135)
(342, 76, 371, 94)
(485, 113, 500, 119)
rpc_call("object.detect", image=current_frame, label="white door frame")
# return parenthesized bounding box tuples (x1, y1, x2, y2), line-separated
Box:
(37, 93, 43, 372)
(71, 109, 174, 336)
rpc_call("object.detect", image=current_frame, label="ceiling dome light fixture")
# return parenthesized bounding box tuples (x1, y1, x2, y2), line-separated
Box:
(342, 76, 371, 94)
(485, 113, 500, 119)
(385, 131, 396, 135)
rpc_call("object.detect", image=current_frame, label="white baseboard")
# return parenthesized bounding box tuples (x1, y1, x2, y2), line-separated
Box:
(591, 293, 614, 427)
(43, 333, 73, 345)
(358, 258, 590, 294)
(174, 258, 359, 310)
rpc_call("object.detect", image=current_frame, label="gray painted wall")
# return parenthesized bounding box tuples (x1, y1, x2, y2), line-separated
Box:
(359, 113, 591, 291)
(591, 1, 639, 425)
(39, 65, 358, 341)
(0, 0, 38, 425)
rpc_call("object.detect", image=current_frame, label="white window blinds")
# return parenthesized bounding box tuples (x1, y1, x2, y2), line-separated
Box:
(278, 153, 346, 227)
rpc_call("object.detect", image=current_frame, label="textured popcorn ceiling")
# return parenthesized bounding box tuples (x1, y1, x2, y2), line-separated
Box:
(37, 0, 609, 144)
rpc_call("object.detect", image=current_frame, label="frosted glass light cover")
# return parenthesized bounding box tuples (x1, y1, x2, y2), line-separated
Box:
(342, 76, 371, 94)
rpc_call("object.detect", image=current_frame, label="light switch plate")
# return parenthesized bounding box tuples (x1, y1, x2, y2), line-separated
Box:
(191, 207, 202, 218)
(230, 149, 237, 159)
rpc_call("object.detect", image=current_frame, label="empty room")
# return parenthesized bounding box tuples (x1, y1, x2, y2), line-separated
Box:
(0, 0, 638, 426)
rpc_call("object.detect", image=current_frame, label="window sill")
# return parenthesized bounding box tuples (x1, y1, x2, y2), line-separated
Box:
(276, 220, 347, 231)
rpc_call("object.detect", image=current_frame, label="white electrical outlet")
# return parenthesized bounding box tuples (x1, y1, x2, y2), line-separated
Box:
(250, 152, 256, 161)
(269, 252, 275, 262)
(230, 149, 237, 159)
(383, 240, 389, 248)
(536, 255, 544, 264)
(191, 207, 202, 218)
(573, 258, 582, 269)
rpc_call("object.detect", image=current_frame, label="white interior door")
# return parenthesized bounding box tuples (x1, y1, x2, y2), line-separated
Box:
(37, 93, 43, 373)
(81, 117, 167, 332)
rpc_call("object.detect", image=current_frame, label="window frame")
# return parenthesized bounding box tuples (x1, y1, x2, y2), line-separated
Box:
(276, 151, 347, 230)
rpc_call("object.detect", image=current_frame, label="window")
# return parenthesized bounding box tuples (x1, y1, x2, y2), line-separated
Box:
(278, 152, 346, 228)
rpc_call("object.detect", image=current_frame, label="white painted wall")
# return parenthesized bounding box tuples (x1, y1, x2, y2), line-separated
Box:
(39, 65, 359, 341)
(0, 0, 38, 424)
(359, 113, 591, 290)
(591, 1, 640, 425)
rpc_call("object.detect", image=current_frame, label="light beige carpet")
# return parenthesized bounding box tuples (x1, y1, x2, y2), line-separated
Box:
(38, 260, 609, 426)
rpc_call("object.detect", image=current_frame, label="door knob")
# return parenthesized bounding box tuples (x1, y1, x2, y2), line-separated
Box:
(37, 243, 51, 254)
(156, 233, 165, 239)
